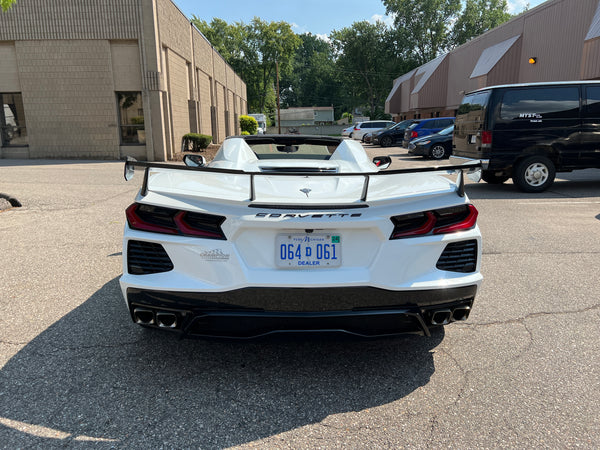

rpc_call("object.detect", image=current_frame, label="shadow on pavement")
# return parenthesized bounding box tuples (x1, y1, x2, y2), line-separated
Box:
(0, 278, 444, 448)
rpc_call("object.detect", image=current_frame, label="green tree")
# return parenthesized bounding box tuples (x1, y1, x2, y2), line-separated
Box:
(1, 0, 17, 12)
(193, 17, 300, 114)
(383, 0, 461, 64)
(451, 0, 512, 46)
(279, 33, 340, 109)
(330, 21, 409, 119)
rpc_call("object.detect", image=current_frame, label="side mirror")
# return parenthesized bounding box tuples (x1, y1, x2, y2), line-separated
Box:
(373, 155, 392, 170)
(124, 156, 137, 181)
(183, 154, 206, 167)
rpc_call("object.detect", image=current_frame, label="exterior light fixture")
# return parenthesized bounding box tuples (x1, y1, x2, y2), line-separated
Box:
(528, 57, 537, 64)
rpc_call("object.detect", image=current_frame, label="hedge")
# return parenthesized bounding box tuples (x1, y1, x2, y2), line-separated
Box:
(182, 133, 212, 152)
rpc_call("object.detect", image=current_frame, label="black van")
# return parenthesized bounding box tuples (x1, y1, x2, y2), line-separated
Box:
(452, 81, 600, 192)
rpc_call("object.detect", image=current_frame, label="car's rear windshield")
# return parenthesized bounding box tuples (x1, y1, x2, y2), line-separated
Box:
(457, 91, 490, 117)
(247, 142, 336, 160)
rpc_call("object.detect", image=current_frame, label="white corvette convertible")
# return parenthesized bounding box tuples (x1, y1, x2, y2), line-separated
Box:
(121, 135, 482, 338)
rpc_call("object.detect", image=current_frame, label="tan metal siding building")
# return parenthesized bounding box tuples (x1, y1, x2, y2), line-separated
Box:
(386, 0, 600, 120)
(0, 0, 247, 161)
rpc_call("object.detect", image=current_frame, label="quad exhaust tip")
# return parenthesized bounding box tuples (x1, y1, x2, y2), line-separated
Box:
(133, 307, 155, 325)
(431, 309, 452, 325)
(430, 305, 471, 326)
(156, 312, 178, 328)
(133, 307, 179, 329)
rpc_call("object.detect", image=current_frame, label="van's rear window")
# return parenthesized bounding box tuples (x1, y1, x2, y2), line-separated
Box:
(457, 92, 490, 116)
(500, 87, 579, 120)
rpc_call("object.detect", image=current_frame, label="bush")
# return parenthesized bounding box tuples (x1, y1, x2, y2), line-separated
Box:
(241, 131, 250, 135)
(181, 133, 212, 152)
(239, 115, 258, 135)
(130, 116, 144, 125)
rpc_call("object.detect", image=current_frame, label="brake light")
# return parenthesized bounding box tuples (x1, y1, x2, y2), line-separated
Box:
(390, 204, 478, 239)
(411, 131, 418, 139)
(481, 130, 492, 145)
(126, 203, 226, 240)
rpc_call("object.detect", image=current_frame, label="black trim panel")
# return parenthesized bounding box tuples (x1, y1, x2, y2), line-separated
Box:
(126, 285, 477, 312)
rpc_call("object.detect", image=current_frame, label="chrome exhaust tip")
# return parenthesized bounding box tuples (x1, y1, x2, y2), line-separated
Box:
(452, 306, 471, 321)
(133, 307, 155, 325)
(156, 311, 178, 328)
(431, 309, 452, 326)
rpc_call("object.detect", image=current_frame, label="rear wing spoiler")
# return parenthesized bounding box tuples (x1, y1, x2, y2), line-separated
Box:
(124, 158, 482, 201)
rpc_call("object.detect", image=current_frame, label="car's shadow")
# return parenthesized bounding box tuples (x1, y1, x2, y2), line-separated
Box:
(0, 278, 444, 448)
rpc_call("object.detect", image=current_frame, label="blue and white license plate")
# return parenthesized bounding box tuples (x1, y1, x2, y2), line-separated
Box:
(276, 233, 341, 268)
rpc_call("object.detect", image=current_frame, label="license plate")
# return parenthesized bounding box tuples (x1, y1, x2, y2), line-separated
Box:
(470, 135, 477, 144)
(276, 233, 341, 268)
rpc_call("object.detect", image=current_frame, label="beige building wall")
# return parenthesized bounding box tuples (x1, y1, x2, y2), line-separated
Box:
(165, 50, 191, 156)
(15, 40, 119, 159)
(0, 43, 20, 92)
(197, 70, 213, 136)
(0, 0, 246, 160)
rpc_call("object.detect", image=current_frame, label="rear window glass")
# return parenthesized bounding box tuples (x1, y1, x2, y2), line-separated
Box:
(457, 91, 490, 116)
(584, 86, 600, 116)
(500, 87, 579, 120)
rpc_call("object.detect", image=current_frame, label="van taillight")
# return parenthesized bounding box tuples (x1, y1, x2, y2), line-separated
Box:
(481, 131, 492, 145)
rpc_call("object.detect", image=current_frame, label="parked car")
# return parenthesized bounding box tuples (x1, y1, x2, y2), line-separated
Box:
(452, 81, 600, 192)
(341, 125, 354, 137)
(352, 120, 395, 141)
(409, 125, 454, 160)
(402, 117, 455, 148)
(372, 119, 421, 147)
(121, 134, 482, 339)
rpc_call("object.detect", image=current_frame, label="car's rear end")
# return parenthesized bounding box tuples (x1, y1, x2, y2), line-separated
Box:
(452, 89, 492, 166)
(120, 162, 482, 339)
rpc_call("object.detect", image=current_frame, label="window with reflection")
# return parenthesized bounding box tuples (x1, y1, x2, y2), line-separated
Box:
(1, 93, 28, 147)
(117, 92, 145, 145)
(500, 87, 579, 120)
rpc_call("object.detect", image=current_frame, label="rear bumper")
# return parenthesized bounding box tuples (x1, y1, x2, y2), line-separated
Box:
(126, 285, 477, 338)
(450, 156, 489, 169)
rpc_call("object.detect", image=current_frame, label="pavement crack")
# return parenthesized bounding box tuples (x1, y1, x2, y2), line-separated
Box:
(458, 303, 600, 329)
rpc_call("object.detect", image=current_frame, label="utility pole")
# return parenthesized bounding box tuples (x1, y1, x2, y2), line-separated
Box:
(276, 60, 281, 134)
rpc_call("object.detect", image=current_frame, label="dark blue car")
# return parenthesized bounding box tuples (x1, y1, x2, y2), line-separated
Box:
(402, 117, 455, 148)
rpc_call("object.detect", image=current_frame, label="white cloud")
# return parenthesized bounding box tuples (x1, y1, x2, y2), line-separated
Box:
(316, 33, 330, 43)
(370, 13, 395, 27)
(506, 0, 531, 14)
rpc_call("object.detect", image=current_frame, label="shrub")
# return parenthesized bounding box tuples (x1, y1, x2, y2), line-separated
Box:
(182, 133, 212, 152)
(241, 131, 250, 135)
(130, 116, 144, 125)
(239, 115, 258, 135)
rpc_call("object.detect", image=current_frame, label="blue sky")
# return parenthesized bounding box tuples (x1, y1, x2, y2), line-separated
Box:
(174, 0, 546, 37)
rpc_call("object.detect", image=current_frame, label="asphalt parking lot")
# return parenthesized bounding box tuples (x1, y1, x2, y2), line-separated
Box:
(1, 148, 599, 448)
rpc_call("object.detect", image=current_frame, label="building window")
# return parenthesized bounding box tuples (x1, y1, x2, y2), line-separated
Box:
(116, 92, 145, 145)
(1, 93, 28, 147)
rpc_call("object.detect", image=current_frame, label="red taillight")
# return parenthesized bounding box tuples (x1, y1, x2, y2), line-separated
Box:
(411, 131, 418, 139)
(354, 126, 360, 130)
(390, 205, 478, 239)
(126, 203, 226, 240)
(481, 130, 492, 145)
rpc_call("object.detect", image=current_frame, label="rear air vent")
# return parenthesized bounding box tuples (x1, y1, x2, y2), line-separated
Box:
(127, 240, 174, 275)
(436, 240, 478, 273)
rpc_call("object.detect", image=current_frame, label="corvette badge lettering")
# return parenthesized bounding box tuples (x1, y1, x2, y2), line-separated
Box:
(256, 213, 361, 218)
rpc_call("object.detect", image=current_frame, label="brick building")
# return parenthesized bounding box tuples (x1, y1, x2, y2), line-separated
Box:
(0, 0, 247, 161)
(386, 0, 600, 120)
